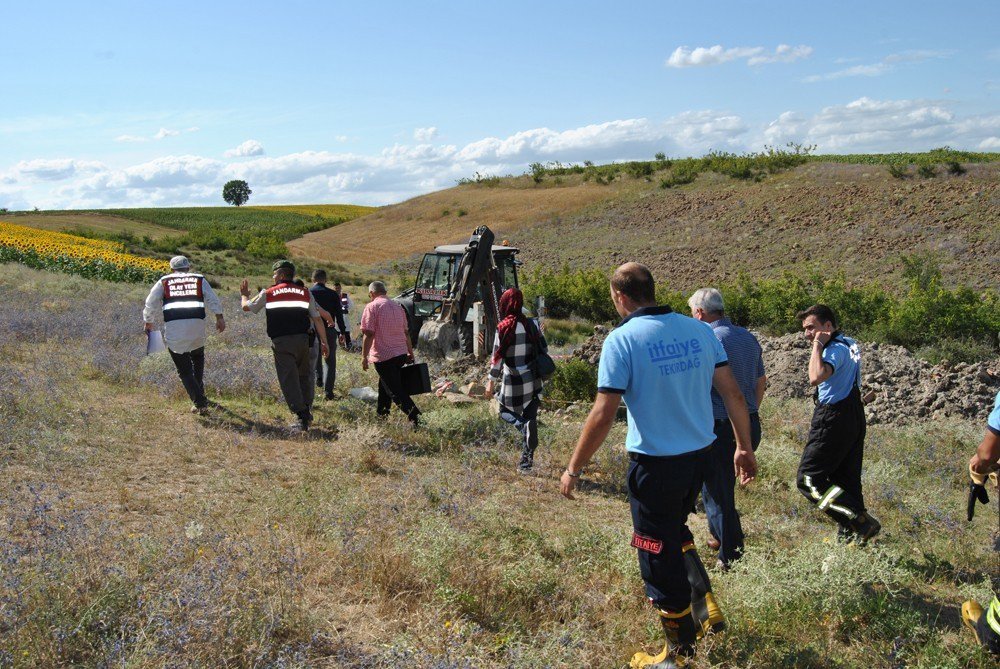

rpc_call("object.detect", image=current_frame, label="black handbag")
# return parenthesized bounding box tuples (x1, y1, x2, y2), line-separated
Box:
(400, 362, 432, 395)
(530, 322, 556, 381)
(533, 350, 557, 381)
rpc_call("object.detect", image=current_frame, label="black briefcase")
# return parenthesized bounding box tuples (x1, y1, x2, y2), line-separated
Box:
(400, 362, 431, 396)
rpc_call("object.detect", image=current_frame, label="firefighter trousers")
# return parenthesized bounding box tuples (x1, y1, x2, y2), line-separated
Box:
(797, 388, 866, 526)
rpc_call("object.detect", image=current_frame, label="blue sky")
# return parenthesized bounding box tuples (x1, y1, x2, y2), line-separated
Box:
(2, 0, 998, 209)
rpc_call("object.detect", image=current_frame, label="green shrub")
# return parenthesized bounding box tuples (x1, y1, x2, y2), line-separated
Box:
(946, 160, 966, 176)
(545, 358, 598, 404)
(917, 162, 938, 179)
(244, 235, 288, 258)
(660, 160, 700, 188)
(524, 266, 618, 322)
(529, 162, 546, 184)
(915, 337, 997, 365)
(526, 257, 999, 360)
(887, 162, 909, 179)
(721, 260, 999, 357)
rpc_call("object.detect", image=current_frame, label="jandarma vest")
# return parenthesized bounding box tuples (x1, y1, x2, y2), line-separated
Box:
(161, 273, 206, 322)
(264, 281, 311, 339)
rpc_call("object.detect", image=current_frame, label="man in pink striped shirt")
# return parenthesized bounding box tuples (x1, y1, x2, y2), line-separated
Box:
(361, 281, 420, 427)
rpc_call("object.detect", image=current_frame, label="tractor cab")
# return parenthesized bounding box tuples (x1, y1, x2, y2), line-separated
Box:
(411, 243, 521, 319)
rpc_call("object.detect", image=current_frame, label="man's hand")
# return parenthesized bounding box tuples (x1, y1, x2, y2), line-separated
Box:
(406, 351, 414, 363)
(216, 316, 226, 333)
(813, 330, 832, 346)
(362, 358, 369, 371)
(560, 470, 578, 500)
(143, 322, 154, 333)
(239, 279, 251, 298)
(484, 379, 495, 397)
(971, 453, 998, 478)
(320, 341, 329, 358)
(735, 448, 757, 485)
(338, 334, 346, 347)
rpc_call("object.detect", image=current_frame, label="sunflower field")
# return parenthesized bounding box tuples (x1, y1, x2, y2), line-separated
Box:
(0, 221, 169, 283)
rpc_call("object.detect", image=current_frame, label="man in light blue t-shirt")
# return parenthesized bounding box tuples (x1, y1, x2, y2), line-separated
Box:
(559, 263, 757, 669)
(796, 304, 880, 544)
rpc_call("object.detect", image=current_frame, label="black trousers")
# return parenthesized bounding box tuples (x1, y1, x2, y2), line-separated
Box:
(796, 388, 866, 526)
(702, 413, 762, 564)
(374, 355, 420, 422)
(628, 446, 711, 613)
(315, 325, 338, 395)
(169, 347, 207, 408)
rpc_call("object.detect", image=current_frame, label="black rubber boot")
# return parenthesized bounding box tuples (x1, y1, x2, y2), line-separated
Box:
(683, 542, 725, 636)
(848, 512, 881, 545)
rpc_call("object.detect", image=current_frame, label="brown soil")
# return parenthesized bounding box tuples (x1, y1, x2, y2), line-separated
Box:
(517, 162, 1000, 290)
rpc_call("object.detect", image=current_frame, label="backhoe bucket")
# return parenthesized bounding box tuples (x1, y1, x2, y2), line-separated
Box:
(417, 320, 461, 359)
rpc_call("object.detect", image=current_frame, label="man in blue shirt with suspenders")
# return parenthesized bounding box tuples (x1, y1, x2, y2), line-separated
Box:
(560, 263, 757, 668)
(796, 304, 880, 543)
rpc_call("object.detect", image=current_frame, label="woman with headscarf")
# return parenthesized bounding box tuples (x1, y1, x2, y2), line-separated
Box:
(485, 288, 548, 472)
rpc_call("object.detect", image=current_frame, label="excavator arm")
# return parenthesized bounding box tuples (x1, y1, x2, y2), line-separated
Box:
(419, 226, 502, 358)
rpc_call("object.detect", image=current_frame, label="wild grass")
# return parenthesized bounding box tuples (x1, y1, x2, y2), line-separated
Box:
(2, 263, 998, 667)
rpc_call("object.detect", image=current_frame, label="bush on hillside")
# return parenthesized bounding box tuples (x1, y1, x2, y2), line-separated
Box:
(523, 256, 1000, 358)
(544, 358, 598, 405)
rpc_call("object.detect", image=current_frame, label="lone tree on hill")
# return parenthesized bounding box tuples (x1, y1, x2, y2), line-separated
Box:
(222, 180, 252, 206)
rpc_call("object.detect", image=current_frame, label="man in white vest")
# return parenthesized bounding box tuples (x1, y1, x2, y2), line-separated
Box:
(143, 255, 225, 414)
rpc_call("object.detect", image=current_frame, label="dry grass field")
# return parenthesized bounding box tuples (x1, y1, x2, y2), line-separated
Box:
(287, 177, 631, 266)
(3, 264, 998, 668)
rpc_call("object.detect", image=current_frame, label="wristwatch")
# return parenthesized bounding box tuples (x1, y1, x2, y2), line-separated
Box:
(565, 468, 582, 478)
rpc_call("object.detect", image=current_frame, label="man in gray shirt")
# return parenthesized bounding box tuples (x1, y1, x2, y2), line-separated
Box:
(689, 288, 766, 568)
(143, 255, 225, 414)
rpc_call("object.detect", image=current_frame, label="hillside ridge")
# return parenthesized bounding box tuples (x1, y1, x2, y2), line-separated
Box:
(292, 162, 1000, 290)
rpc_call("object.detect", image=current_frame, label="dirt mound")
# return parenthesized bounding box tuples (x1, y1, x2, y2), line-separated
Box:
(573, 327, 1000, 425)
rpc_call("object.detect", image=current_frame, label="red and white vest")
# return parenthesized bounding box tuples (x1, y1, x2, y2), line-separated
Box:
(264, 281, 311, 338)
(161, 273, 206, 322)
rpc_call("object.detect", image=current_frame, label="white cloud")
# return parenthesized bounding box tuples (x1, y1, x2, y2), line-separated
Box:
(762, 96, 999, 152)
(805, 50, 950, 83)
(414, 126, 438, 142)
(115, 126, 198, 143)
(13, 158, 106, 181)
(224, 139, 266, 158)
(6, 99, 999, 210)
(154, 127, 180, 140)
(666, 44, 812, 68)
